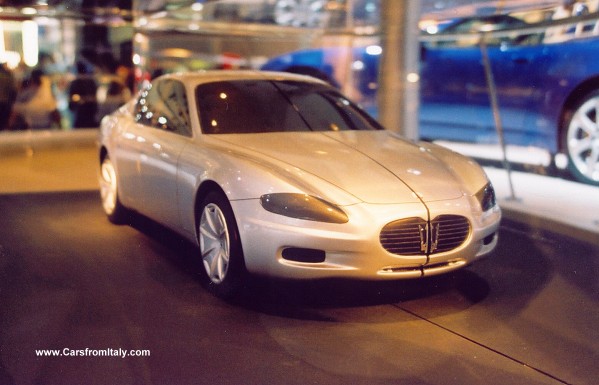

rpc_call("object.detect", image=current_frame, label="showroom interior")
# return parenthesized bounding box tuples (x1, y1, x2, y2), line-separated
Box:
(0, 1, 598, 385)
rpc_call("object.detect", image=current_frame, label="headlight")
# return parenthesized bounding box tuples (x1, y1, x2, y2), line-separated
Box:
(260, 193, 349, 224)
(475, 182, 496, 212)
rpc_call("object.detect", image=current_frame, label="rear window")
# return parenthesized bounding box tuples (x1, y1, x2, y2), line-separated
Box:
(195, 80, 383, 134)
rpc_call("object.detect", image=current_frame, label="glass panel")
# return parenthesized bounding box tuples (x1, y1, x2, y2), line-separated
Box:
(195, 80, 382, 134)
(135, 79, 192, 137)
(154, 79, 192, 136)
(280, 82, 383, 131)
(196, 80, 308, 134)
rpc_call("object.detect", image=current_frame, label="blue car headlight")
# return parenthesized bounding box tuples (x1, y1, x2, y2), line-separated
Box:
(475, 183, 497, 212)
(260, 193, 349, 224)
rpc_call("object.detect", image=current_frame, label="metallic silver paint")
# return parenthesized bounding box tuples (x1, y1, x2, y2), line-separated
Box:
(98, 71, 501, 281)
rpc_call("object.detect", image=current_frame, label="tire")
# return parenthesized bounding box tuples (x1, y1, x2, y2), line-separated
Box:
(198, 191, 246, 298)
(561, 90, 599, 186)
(99, 157, 129, 223)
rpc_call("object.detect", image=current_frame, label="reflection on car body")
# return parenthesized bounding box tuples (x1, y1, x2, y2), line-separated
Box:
(98, 71, 500, 298)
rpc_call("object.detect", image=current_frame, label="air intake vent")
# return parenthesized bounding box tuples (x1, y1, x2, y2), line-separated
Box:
(431, 215, 471, 253)
(380, 215, 470, 256)
(380, 217, 428, 255)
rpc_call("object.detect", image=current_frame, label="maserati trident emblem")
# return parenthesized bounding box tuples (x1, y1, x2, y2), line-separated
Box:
(418, 222, 441, 254)
(418, 224, 427, 253)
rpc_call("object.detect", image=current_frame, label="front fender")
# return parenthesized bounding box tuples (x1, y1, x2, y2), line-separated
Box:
(175, 138, 361, 239)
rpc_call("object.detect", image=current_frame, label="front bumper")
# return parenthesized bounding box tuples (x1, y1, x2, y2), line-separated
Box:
(231, 197, 501, 280)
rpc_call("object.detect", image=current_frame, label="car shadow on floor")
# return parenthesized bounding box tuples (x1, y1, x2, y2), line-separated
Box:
(124, 210, 492, 317)
(230, 271, 491, 322)
(125, 203, 597, 325)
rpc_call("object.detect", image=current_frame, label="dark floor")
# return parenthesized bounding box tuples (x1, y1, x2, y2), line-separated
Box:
(0, 190, 597, 385)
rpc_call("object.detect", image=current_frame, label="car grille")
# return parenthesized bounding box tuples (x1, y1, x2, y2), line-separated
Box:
(380, 215, 471, 255)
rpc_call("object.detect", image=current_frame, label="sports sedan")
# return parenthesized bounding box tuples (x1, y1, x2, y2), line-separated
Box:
(98, 71, 501, 297)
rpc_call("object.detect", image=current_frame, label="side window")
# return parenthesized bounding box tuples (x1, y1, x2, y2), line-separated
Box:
(134, 79, 192, 137)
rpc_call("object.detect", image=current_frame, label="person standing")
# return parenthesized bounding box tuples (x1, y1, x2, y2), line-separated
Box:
(0, 62, 17, 130)
(12, 69, 60, 130)
(68, 61, 98, 128)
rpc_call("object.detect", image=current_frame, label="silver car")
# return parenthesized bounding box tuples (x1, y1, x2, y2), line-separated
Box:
(98, 70, 501, 297)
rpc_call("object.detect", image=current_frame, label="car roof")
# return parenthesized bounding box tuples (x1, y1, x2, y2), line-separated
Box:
(157, 70, 329, 86)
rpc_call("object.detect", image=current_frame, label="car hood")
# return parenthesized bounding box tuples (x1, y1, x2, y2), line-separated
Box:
(213, 131, 467, 204)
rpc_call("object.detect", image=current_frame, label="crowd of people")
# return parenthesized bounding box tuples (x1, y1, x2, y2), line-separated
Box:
(0, 53, 133, 131)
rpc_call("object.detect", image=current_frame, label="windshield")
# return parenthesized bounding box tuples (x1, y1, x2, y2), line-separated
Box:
(195, 80, 384, 134)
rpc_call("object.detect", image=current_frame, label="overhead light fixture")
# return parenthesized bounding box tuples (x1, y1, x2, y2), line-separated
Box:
(22, 20, 39, 67)
(21, 7, 38, 15)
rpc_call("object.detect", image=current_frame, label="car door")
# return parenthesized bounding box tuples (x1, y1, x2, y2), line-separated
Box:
(420, 41, 495, 143)
(487, 39, 551, 147)
(133, 78, 193, 228)
(419, 16, 542, 145)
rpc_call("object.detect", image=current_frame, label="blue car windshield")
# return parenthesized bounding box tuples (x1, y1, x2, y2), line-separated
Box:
(195, 80, 383, 134)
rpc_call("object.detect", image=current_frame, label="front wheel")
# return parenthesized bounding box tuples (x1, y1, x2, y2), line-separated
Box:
(99, 157, 128, 223)
(198, 191, 246, 298)
(562, 90, 599, 186)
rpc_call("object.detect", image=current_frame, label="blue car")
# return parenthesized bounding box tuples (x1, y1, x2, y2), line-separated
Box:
(261, 14, 599, 186)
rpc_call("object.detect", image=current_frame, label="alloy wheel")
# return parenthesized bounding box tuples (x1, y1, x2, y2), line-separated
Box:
(199, 203, 231, 284)
(566, 93, 599, 184)
(100, 159, 118, 215)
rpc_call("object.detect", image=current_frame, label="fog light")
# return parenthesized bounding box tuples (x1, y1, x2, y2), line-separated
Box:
(282, 248, 325, 263)
(483, 233, 496, 245)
